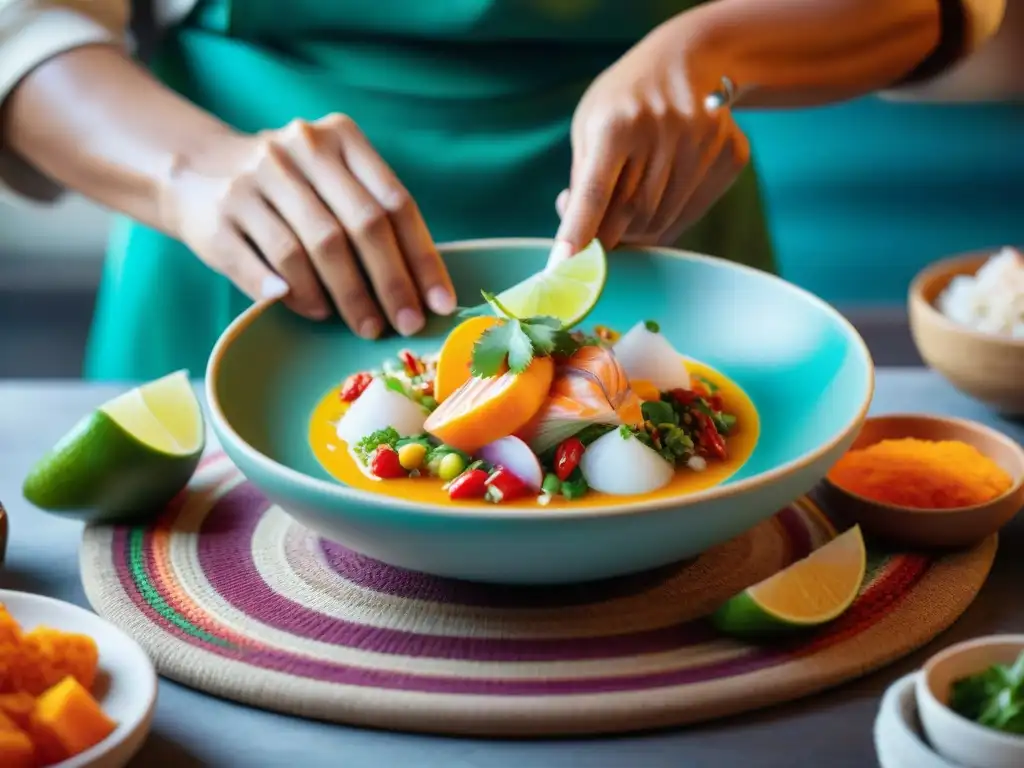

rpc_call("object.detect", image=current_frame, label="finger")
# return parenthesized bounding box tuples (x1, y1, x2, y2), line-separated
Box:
(206, 225, 289, 303)
(660, 124, 750, 244)
(255, 144, 385, 339)
(332, 119, 455, 316)
(231, 192, 330, 320)
(594, 156, 647, 252)
(555, 188, 569, 218)
(285, 118, 425, 336)
(622, 143, 674, 241)
(554, 137, 627, 259)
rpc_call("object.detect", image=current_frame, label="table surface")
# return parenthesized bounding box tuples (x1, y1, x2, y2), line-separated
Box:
(1, 370, 1021, 768)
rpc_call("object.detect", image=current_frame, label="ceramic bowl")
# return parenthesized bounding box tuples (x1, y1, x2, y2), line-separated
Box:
(818, 414, 1024, 549)
(917, 635, 1024, 768)
(909, 251, 1024, 415)
(875, 673, 965, 768)
(206, 238, 874, 584)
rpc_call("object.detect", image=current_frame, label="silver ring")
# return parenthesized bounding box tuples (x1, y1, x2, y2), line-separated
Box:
(704, 75, 736, 111)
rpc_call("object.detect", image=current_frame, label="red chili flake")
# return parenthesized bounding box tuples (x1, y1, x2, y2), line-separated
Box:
(448, 468, 489, 500)
(553, 437, 585, 481)
(485, 467, 531, 503)
(417, 380, 435, 398)
(339, 372, 373, 402)
(670, 388, 699, 406)
(368, 445, 407, 479)
(399, 350, 422, 377)
(695, 412, 727, 460)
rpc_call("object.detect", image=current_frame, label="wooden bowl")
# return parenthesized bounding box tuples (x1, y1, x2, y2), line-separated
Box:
(819, 414, 1024, 549)
(909, 250, 1024, 415)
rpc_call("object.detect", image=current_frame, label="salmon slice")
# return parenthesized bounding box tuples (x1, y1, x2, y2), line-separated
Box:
(519, 346, 644, 454)
(425, 357, 555, 454)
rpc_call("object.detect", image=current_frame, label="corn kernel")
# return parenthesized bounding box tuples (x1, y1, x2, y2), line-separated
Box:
(397, 442, 427, 471)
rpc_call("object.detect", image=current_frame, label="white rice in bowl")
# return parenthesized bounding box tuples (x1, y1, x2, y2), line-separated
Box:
(936, 247, 1024, 339)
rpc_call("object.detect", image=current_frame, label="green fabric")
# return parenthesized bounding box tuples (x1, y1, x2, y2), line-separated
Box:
(738, 98, 1024, 304)
(85, 0, 773, 381)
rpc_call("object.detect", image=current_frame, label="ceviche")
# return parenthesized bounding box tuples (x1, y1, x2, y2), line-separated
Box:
(310, 292, 758, 506)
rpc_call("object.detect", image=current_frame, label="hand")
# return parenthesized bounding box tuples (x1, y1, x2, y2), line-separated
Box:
(161, 114, 455, 338)
(553, 18, 750, 259)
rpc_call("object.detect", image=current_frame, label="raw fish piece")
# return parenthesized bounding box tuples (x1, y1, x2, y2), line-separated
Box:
(335, 377, 427, 445)
(520, 346, 643, 454)
(612, 322, 691, 392)
(579, 429, 674, 495)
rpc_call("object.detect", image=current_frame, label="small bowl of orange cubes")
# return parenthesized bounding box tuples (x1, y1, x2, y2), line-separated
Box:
(0, 590, 157, 768)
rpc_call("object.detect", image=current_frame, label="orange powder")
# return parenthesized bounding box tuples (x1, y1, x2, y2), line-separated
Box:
(827, 438, 1014, 509)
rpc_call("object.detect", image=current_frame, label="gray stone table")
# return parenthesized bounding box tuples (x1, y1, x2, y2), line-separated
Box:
(1, 370, 1021, 768)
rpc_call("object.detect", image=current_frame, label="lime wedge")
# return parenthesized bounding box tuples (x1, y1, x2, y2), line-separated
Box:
(712, 525, 866, 639)
(495, 239, 607, 327)
(22, 370, 205, 523)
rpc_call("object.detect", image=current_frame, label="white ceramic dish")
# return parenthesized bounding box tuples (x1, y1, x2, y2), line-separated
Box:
(917, 635, 1024, 768)
(1, 590, 157, 768)
(875, 673, 965, 768)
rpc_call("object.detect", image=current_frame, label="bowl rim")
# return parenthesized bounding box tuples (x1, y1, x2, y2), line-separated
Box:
(206, 237, 875, 520)
(917, 634, 1024, 749)
(821, 413, 1024, 515)
(909, 248, 1024, 350)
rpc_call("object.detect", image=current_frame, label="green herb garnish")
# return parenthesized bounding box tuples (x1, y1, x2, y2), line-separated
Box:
(695, 374, 719, 393)
(469, 291, 579, 377)
(354, 427, 400, 464)
(560, 468, 588, 500)
(644, 319, 660, 333)
(641, 400, 677, 427)
(949, 651, 1024, 734)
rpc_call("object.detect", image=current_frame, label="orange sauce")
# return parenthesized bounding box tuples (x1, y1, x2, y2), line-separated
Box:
(308, 360, 759, 508)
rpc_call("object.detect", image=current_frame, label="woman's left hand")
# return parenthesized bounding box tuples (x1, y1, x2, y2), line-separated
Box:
(553, 17, 750, 259)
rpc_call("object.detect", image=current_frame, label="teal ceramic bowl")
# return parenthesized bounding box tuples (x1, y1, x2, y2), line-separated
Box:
(207, 238, 874, 584)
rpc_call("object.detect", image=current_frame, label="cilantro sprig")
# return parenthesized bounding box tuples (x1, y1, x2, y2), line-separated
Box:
(468, 291, 579, 378)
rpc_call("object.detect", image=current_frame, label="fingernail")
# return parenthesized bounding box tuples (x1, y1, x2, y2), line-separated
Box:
(395, 308, 424, 337)
(359, 318, 382, 339)
(555, 190, 569, 217)
(307, 305, 331, 320)
(547, 240, 575, 268)
(260, 274, 289, 300)
(426, 286, 455, 315)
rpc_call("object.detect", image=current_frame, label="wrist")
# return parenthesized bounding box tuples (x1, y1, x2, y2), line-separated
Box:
(157, 126, 249, 237)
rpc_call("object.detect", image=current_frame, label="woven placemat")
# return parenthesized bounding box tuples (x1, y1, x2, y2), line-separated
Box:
(80, 453, 997, 736)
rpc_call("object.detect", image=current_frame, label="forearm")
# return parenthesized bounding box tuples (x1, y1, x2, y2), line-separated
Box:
(676, 0, 942, 107)
(1, 44, 238, 230)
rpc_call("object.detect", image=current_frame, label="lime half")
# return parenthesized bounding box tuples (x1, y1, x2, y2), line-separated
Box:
(712, 525, 866, 639)
(495, 239, 607, 327)
(22, 370, 205, 523)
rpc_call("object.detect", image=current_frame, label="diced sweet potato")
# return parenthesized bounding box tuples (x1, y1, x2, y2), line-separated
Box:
(31, 676, 116, 760)
(7, 628, 99, 696)
(0, 710, 34, 768)
(0, 692, 36, 730)
(0, 605, 20, 644)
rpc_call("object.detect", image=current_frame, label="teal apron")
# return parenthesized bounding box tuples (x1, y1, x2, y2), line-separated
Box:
(85, 0, 773, 381)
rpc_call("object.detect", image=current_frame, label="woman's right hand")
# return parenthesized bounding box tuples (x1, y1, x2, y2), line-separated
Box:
(161, 113, 455, 339)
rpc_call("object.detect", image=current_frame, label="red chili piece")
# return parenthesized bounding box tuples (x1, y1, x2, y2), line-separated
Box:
(708, 394, 724, 412)
(368, 445, 407, 479)
(695, 413, 727, 460)
(448, 468, 489, 500)
(553, 437, 585, 481)
(485, 467, 531, 503)
(339, 372, 373, 402)
(670, 388, 699, 406)
(399, 350, 422, 377)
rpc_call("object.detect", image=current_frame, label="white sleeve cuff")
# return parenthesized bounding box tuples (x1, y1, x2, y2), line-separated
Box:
(0, 7, 123, 203)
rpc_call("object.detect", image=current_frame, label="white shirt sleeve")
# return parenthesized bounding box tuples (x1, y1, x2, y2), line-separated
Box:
(0, 0, 129, 203)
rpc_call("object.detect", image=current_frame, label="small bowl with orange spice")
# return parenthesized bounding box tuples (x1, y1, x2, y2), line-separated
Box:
(819, 414, 1024, 549)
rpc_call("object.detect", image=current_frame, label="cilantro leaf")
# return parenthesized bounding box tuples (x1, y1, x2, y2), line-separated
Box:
(470, 323, 513, 378)
(354, 427, 400, 465)
(505, 320, 535, 373)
